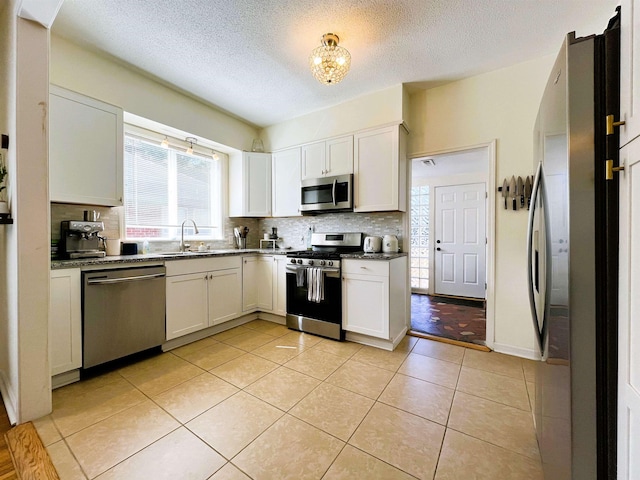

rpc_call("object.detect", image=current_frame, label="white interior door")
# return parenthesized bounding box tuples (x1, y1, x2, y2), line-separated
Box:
(434, 183, 486, 298)
(618, 140, 640, 480)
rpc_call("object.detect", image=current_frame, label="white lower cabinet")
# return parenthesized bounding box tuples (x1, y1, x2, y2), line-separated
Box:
(166, 257, 242, 340)
(242, 255, 288, 316)
(342, 257, 407, 341)
(208, 268, 242, 325)
(243, 255, 274, 312)
(257, 256, 274, 311)
(242, 256, 258, 311)
(272, 255, 288, 316)
(50, 269, 82, 375)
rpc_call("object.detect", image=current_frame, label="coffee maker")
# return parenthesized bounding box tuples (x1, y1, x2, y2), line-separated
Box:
(60, 221, 106, 259)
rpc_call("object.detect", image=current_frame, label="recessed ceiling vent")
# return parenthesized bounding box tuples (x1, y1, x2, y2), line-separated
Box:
(421, 158, 436, 166)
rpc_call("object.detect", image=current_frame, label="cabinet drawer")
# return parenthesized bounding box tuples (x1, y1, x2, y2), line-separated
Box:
(342, 259, 389, 276)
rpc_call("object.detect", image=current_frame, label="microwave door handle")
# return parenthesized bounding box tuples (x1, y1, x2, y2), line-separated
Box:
(332, 179, 337, 206)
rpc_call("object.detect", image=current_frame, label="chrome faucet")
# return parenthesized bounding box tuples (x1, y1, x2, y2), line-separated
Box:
(180, 219, 199, 252)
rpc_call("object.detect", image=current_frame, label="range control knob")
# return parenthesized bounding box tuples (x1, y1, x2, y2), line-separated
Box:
(308, 260, 314, 266)
(319, 260, 326, 266)
(328, 261, 334, 266)
(297, 259, 303, 264)
(290, 259, 297, 264)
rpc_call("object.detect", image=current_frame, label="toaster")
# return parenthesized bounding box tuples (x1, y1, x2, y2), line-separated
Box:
(364, 236, 382, 253)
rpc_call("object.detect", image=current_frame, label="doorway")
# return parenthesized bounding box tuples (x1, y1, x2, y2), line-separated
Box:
(408, 144, 495, 347)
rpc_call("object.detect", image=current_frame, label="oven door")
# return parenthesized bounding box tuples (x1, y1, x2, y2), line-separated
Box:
(285, 265, 344, 340)
(300, 174, 352, 213)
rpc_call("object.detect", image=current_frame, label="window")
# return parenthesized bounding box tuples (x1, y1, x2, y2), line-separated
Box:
(124, 133, 224, 240)
(410, 185, 430, 291)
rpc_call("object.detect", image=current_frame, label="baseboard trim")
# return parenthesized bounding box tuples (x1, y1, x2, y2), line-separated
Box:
(408, 330, 491, 352)
(5, 422, 59, 479)
(492, 342, 541, 360)
(0, 370, 17, 425)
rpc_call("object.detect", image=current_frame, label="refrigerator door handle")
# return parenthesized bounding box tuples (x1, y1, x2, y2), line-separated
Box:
(527, 162, 545, 355)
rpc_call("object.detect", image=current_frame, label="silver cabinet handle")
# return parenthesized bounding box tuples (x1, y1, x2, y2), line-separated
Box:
(87, 273, 165, 285)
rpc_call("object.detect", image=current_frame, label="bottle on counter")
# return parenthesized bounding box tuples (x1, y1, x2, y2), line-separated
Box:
(142, 239, 150, 255)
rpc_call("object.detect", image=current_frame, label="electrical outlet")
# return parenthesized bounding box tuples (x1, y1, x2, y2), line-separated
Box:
(300, 236, 305, 245)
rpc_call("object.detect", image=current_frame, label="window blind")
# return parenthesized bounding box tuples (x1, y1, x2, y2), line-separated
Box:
(123, 134, 223, 240)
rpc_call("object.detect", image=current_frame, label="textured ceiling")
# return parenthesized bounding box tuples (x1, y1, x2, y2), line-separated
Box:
(52, 0, 619, 128)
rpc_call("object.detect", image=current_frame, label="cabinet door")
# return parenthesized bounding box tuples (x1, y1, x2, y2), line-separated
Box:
(272, 147, 302, 217)
(49, 86, 123, 206)
(242, 256, 258, 311)
(208, 268, 242, 325)
(326, 135, 353, 177)
(272, 255, 288, 316)
(301, 141, 326, 180)
(50, 269, 82, 375)
(342, 273, 389, 339)
(257, 256, 274, 311)
(354, 126, 399, 212)
(245, 152, 272, 217)
(166, 273, 209, 340)
(620, 0, 640, 147)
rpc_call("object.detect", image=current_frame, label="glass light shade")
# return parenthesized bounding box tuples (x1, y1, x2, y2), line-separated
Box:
(160, 137, 169, 149)
(309, 33, 351, 85)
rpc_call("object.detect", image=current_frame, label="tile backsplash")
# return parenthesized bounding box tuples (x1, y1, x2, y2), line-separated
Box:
(260, 211, 405, 251)
(51, 203, 404, 252)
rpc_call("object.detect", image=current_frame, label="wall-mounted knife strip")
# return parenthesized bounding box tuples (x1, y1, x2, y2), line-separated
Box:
(497, 175, 535, 210)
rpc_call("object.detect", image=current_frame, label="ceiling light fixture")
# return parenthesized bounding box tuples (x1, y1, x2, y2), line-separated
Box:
(309, 33, 351, 85)
(160, 136, 169, 149)
(185, 137, 197, 155)
(212, 150, 219, 161)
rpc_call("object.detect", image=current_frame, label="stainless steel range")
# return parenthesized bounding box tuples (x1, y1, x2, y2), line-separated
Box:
(286, 232, 362, 340)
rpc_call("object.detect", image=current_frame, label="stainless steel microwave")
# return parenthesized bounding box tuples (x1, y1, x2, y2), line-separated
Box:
(300, 174, 353, 213)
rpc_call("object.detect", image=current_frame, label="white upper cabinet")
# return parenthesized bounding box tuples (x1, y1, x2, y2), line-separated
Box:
(620, 0, 640, 147)
(301, 141, 326, 179)
(325, 135, 354, 177)
(301, 135, 353, 180)
(49, 85, 124, 206)
(272, 147, 302, 217)
(229, 152, 272, 217)
(353, 125, 407, 212)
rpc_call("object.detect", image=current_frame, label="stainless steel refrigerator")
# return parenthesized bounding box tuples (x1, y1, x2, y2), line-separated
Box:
(528, 11, 619, 480)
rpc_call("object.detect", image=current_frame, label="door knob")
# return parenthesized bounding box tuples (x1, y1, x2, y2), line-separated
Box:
(436, 247, 441, 251)
(436, 240, 441, 244)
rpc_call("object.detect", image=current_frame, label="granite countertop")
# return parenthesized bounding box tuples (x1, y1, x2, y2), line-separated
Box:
(50, 248, 299, 269)
(340, 252, 408, 260)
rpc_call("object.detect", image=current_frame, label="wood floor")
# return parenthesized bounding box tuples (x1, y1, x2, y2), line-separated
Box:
(0, 398, 17, 480)
(0, 395, 59, 480)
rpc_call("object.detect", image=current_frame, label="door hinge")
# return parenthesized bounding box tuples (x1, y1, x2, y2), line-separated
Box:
(606, 114, 626, 135)
(485, 282, 487, 290)
(605, 159, 625, 180)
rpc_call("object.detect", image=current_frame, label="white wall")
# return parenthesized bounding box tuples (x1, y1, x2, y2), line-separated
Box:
(262, 84, 404, 151)
(408, 55, 554, 357)
(0, 7, 52, 423)
(50, 35, 258, 152)
(0, 0, 19, 423)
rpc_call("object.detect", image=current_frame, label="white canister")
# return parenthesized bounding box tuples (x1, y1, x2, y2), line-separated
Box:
(105, 238, 121, 256)
(382, 235, 398, 253)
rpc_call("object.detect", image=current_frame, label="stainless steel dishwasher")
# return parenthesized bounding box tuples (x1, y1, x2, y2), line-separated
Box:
(82, 265, 166, 368)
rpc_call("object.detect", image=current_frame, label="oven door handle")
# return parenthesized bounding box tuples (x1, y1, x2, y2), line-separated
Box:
(332, 179, 337, 206)
(286, 265, 340, 275)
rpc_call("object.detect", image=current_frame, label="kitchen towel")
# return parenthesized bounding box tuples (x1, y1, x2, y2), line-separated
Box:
(307, 267, 325, 303)
(296, 266, 306, 287)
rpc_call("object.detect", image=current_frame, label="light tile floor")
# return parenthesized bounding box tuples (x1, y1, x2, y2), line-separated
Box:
(34, 320, 543, 479)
